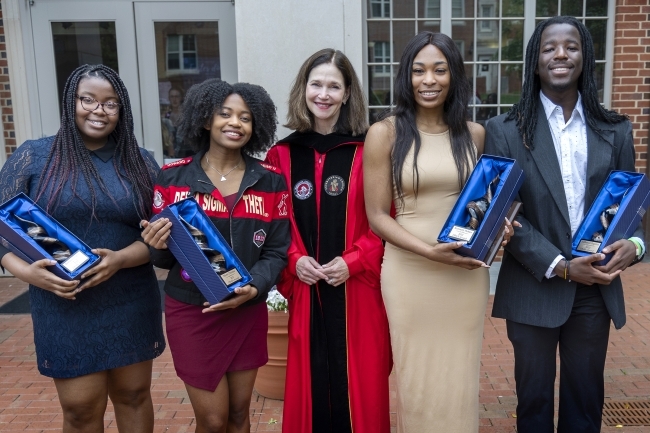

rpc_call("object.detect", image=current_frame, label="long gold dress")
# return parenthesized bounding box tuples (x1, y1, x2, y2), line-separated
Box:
(381, 129, 490, 432)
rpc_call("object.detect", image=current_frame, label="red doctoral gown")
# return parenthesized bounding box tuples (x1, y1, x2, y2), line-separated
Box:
(266, 132, 391, 433)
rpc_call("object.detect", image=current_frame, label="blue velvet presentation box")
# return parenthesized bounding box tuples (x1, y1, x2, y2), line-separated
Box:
(150, 198, 252, 305)
(572, 171, 650, 266)
(438, 155, 525, 263)
(0, 193, 101, 280)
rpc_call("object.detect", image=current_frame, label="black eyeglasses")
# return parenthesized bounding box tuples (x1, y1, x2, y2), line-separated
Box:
(76, 95, 121, 116)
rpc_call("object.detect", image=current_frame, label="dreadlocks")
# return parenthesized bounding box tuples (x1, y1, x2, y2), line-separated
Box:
(507, 16, 627, 149)
(35, 64, 154, 220)
(177, 79, 277, 156)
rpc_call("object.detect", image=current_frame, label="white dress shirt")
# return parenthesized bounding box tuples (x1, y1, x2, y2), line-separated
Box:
(542, 91, 588, 279)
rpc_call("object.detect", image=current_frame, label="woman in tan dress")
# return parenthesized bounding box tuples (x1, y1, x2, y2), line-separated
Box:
(364, 32, 518, 432)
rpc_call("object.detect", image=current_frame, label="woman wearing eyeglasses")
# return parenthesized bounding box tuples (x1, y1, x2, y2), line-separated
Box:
(0, 65, 165, 432)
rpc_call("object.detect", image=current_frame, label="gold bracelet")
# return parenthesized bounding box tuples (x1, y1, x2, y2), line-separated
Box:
(563, 260, 568, 280)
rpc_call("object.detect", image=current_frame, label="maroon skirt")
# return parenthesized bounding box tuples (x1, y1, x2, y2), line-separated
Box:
(164, 294, 268, 391)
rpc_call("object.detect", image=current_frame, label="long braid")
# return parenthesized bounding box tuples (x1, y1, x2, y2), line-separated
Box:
(507, 16, 627, 149)
(35, 65, 154, 220)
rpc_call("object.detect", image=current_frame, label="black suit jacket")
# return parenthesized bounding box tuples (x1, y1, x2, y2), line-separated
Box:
(485, 100, 638, 329)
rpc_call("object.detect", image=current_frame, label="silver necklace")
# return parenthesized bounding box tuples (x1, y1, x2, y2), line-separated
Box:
(205, 154, 241, 181)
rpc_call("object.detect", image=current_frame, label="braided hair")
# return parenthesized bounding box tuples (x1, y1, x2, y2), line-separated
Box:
(35, 64, 154, 220)
(177, 79, 277, 155)
(388, 32, 476, 202)
(507, 16, 627, 149)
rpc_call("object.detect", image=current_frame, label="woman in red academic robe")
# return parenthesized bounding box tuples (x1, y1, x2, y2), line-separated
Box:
(265, 49, 391, 433)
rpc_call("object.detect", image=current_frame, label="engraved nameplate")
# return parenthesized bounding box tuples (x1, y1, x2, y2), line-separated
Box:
(576, 239, 601, 254)
(448, 226, 476, 243)
(61, 250, 90, 272)
(220, 268, 243, 286)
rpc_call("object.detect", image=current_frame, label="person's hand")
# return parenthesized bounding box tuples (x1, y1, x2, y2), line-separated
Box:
(202, 285, 258, 313)
(593, 239, 638, 274)
(427, 241, 488, 270)
(19, 258, 80, 299)
(140, 218, 172, 249)
(563, 254, 622, 286)
(296, 256, 328, 285)
(77, 248, 124, 290)
(321, 256, 350, 286)
(501, 217, 522, 246)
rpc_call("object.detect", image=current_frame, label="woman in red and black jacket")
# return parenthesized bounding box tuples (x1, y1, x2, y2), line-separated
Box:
(141, 79, 289, 433)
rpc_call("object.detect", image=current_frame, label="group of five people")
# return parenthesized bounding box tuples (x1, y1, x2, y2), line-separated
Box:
(0, 15, 642, 433)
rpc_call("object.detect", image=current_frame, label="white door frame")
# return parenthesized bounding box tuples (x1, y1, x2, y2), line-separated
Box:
(134, 1, 237, 164)
(29, 1, 144, 144)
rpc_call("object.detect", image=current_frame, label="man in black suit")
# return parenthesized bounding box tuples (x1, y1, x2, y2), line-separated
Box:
(485, 16, 645, 433)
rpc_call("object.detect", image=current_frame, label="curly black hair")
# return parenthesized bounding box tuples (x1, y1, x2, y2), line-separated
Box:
(176, 78, 277, 156)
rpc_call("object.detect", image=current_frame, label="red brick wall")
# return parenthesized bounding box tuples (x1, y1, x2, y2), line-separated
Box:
(0, 0, 16, 157)
(612, 0, 650, 173)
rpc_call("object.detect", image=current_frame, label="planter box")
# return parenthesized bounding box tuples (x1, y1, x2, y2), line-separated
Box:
(150, 197, 252, 305)
(254, 310, 289, 400)
(0, 193, 101, 280)
(438, 155, 525, 264)
(572, 170, 650, 266)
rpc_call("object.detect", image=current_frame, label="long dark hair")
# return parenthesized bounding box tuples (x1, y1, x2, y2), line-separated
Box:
(507, 16, 627, 149)
(285, 48, 368, 136)
(388, 32, 475, 202)
(177, 79, 277, 155)
(36, 64, 154, 220)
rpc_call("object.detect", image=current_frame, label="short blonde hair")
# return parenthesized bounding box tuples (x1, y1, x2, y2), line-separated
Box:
(285, 49, 368, 136)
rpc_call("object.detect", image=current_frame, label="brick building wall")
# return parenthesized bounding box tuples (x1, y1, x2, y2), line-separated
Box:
(0, 0, 16, 157)
(612, 0, 650, 174)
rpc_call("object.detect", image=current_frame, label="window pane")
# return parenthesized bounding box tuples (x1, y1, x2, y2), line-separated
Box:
(453, 0, 471, 18)
(167, 35, 179, 52)
(155, 21, 220, 160)
(417, 20, 440, 34)
(477, 20, 499, 61)
(451, 21, 474, 62)
(418, 0, 440, 18)
(368, 65, 391, 106)
(536, 0, 558, 17)
(562, 1, 583, 18)
(586, 20, 607, 61)
(595, 63, 605, 103)
(393, 21, 416, 65)
(51, 22, 118, 107)
(183, 35, 196, 51)
(500, 64, 523, 105)
(479, 2, 498, 18)
(394, 0, 415, 18)
(586, 0, 608, 16)
(167, 53, 180, 70)
(501, 20, 523, 61)
(368, 0, 390, 18)
(368, 20, 391, 59)
(502, 0, 524, 17)
(183, 54, 197, 70)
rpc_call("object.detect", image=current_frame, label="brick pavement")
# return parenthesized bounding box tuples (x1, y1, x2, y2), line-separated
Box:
(0, 263, 649, 432)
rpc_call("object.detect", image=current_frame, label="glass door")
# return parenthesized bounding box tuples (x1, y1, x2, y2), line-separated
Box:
(134, 1, 237, 164)
(30, 1, 142, 142)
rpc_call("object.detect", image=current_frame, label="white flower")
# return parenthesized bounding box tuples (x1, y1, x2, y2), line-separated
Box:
(266, 286, 288, 313)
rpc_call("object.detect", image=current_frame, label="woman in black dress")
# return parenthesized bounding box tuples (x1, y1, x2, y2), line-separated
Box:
(0, 65, 164, 432)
